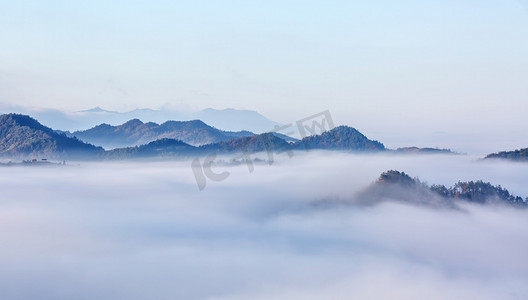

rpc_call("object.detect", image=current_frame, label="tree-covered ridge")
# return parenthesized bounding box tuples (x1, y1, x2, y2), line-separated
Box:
(200, 132, 291, 153)
(297, 126, 385, 151)
(485, 148, 528, 161)
(375, 170, 527, 207)
(104, 138, 195, 159)
(430, 181, 525, 205)
(104, 134, 292, 159)
(378, 170, 417, 186)
(0, 114, 103, 159)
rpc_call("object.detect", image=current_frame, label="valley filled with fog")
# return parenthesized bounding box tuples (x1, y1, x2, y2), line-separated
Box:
(0, 152, 527, 299)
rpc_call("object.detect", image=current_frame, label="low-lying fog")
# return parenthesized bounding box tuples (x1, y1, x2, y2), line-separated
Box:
(1, 152, 527, 299)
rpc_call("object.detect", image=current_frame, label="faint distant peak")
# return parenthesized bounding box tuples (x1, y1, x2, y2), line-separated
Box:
(78, 107, 117, 113)
(193, 107, 281, 133)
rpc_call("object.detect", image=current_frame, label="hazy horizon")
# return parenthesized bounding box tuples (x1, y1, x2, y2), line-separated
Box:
(0, 103, 525, 155)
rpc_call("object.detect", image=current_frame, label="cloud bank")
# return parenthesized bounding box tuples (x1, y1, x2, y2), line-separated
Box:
(0, 153, 527, 299)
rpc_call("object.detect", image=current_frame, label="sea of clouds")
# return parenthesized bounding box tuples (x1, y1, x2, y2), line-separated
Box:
(0, 152, 527, 299)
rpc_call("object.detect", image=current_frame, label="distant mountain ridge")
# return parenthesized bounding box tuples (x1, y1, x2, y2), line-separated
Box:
(4, 105, 281, 133)
(193, 108, 281, 133)
(72, 119, 254, 149)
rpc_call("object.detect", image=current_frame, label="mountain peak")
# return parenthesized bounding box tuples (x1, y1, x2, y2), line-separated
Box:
(298, 125, 385, 151)
(377, 170, 416, 186)
(122, 118, 144, 127)
(1, 113, 37, 123)
(161, 119, 207, 127)
(0, 113, 102, 159)
(331, 125, 361, 133)
(0, 113, 51, 133)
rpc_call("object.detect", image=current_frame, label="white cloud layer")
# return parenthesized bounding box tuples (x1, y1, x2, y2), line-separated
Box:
(0, 153, 527, 299)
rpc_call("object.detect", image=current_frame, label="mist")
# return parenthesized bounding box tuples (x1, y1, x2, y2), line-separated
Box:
(0, 153, 527, 299)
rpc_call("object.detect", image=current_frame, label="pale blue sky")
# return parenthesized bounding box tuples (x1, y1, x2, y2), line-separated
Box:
(1, 0, 527, 150)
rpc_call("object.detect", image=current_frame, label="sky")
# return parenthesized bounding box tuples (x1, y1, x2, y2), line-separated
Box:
(1, 0, 527, 149)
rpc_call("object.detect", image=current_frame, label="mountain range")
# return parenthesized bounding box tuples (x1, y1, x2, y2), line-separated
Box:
(0, 105, 281, 133)
(71, 119, 254, 149)
(0, 113, 466, 161)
